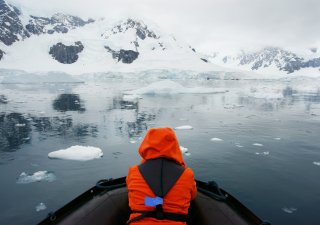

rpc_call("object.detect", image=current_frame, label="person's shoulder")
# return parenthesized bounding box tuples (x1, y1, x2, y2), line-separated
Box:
(183, 167, 195, 178)
(128, 164, 139, 173)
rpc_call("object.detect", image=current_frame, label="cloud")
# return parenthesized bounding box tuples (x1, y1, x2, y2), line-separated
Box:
(7, 0, 320, 53)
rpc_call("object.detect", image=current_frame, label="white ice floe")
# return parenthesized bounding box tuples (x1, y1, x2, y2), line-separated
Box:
(16, 171, 56, 184)
(255, 151, 270, 156)
(124, 80, 228, 96)
(48, 145, 103, 161)
(274, 137, 281, 140)
(313, 161, 320, 166)
(210, 137, 223, 142)
(175, 125, 193, 130)
(235, 144, 244, 148)
(253, 143, 264, 147)
(180, 146, 191, 156)
(36, 203, 47, 212)
(15, 123, 26, 127)
(282, 207, 297, 214)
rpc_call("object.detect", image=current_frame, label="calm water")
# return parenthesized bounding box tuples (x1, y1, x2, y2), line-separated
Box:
(1, 78, 320, 225)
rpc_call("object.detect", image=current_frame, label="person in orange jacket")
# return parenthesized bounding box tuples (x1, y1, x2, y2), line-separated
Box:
(126, 127, 197, 224)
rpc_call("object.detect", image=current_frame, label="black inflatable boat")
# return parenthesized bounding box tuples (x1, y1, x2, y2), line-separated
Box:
(37, 177, 270, 225)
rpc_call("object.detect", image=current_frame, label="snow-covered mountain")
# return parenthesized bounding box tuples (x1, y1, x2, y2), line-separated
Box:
(1, 0, 319, 77)
(0, 0, 217, 75)
(209, 47, 320, 76)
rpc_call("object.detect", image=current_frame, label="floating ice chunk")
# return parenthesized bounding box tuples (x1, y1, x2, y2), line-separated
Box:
(48, 145, 103, 161)
(253, 143, 263, 147)
(313, 161, 320, 166)
(282, 207, 297, 214)
(175, 125, 193, 130)
(255, 151, 270, 155)
(17, 171, 56, 184)
(124, 80, 228, 95)
(210, 137, 223, 142)
(180, 146, 191, 156)
(235, 144, 244, 148)
(36, 203, 47, 212)
(15, 123, 26, 127)
(274, 137, 281, 140)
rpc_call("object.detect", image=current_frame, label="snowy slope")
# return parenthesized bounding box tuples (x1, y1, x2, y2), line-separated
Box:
(0, 0, 224, 75)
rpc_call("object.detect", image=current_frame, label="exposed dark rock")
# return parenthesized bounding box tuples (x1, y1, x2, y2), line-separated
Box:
(26, 13, 94, 35)
(201, 58, 208, 63)
(104, 18, 159, 40)
(0, 49, 4, 60)
(49, 41, 84, 64)
(119, 49, 139, 63)
(104, 46, 139, 64)
(136, 28, 146, 40)
(310, 48, 317, 53)
(0, 0, 30, 45)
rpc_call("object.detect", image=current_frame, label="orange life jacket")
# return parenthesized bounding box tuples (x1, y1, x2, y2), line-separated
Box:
(126, 128, 197, 225)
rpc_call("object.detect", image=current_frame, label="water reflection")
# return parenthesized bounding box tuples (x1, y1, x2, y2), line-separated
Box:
(111, 96, 156, 138)
(0, 95, 8, 104)
(112, 97, 139, 110)
(53, 94, 85, 112)
(127, 112, 156, 138)
(0, 113, 31, 151)
(32, 116, 98, 140)
(238, 86, 320, 111)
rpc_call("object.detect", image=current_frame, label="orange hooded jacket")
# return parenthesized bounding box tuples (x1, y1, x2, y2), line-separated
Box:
(126, 127, 197, 225)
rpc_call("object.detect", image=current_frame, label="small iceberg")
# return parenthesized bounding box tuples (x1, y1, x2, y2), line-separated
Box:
(17, 171, 56, 184)
(175, 125, 193, 130)
(210, 137, 223, 142)
(180, 146, 191, 156)
(274, 137, 281, 140)
(36, 202, 47, 212)
(255, 151, 270, 156)
(313, 161, 320, 166)
(253, 143, 263, 147)
(282, 207, 297, 214)
(48, 145, 103, 161)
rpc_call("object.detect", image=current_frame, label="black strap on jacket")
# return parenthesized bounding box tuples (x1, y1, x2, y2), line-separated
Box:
(127, 158, 186, 224)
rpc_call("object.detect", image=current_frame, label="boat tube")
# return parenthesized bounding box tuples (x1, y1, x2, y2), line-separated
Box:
(37, 177, 270, 225)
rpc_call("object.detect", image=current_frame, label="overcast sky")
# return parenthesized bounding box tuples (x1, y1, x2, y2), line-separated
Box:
(8, 0, 320, 53)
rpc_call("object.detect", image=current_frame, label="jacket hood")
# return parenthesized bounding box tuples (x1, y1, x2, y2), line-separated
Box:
(139, 127, 186, 168)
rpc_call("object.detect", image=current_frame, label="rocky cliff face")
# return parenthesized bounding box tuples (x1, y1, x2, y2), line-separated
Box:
(0, 49, 4, 60)
(104, 46, 139, 64)
(49, 41, 84, 64)
(26, 13, 94, 35)
(0, 0, 30, 45)
(210, 47, 320, 74)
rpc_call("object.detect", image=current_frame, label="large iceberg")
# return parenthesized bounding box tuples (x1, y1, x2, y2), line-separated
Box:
(48, 145, 103, 161)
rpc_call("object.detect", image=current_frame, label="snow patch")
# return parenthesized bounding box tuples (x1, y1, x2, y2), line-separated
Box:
(48, 145, 103, 161)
